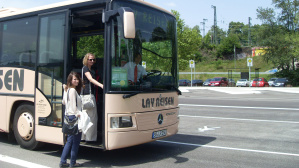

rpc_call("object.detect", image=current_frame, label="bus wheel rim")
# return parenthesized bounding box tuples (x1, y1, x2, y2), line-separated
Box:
(17, 112, 34, 141)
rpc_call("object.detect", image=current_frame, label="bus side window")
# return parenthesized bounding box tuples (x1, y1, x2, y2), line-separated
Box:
(19, 52, 31, 66)
(1, 54, 9, 65)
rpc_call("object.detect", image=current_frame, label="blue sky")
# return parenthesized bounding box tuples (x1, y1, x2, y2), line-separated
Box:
(2, 0, 276, 34)
(146, 0, 275, 32)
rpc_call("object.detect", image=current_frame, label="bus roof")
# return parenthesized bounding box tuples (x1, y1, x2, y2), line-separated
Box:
(0, 0, 174, 19)
(132, 0, 174, 16)
(0, 0, 93, 18)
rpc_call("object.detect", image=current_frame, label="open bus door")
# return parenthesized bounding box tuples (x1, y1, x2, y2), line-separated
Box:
(35, 10, 70, 145)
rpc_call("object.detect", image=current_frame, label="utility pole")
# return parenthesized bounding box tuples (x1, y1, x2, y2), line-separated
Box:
(200, 18, 208, 37)
(211, 5, 217, 45)
(248, 17, 251, 46)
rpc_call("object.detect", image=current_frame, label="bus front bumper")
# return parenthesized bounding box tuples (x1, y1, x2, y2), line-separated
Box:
(106, 121, 179, 150)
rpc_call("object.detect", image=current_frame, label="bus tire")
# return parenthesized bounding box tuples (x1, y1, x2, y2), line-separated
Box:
(13, 103, 41, 150)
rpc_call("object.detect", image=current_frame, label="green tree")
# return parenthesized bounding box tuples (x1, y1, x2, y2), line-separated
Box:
(202, 31, 213, 46)
(215, 26, 226, 44)
(256, 7, 276, 25)
(77, 35, 104, 58)
(216, 33, 241, 59)
(250, 24, 264, 46)
(272, 0, 299, 31)
(172, 10, 202, 70)
(256, 0, 299, 85)
(257, 0, 298, 70)
(262, 33, 291, 70)
(228, 21, 253, 46)
(228, 22, 244, 35)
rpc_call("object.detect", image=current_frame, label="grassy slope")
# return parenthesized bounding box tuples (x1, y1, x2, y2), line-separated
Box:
(179, 56, 275, 81)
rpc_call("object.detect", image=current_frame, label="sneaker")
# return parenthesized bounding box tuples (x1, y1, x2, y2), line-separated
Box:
(59, 163, 70, 167)
(70, 163, 83, 167)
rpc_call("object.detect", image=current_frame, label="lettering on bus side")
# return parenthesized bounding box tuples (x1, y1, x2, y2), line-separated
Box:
(142, 95, 174, 108)
(0, 69, 24, 91)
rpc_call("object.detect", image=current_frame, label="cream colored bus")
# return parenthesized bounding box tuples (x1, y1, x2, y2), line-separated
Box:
(0, 0, 180, 150)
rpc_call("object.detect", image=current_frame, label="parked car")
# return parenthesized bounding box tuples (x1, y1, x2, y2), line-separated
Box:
(209, 77, 228, 87)
(179, 79, 191, 86)
(236, 79, 250, 87)
(251, 78, 269, 87)
(203, 78, 212, 86)
(228, 78, 236, 87)
(188, 79, 203, 86)
(268, 78, 278, 86)
(272, 78, 289, 87)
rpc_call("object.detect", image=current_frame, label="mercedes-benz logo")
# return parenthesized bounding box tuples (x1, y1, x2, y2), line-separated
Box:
(157, 114, 163, 125)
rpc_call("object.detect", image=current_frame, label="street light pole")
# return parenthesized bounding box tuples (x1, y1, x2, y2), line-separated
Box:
(211, 5, 217, 45)
(248, 17, 251, 46)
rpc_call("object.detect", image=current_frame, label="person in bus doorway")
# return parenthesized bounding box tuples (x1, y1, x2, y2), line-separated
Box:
(123, 52, 147, 85)
(60, 72, 83, 168)
(81, 53, 103, 143)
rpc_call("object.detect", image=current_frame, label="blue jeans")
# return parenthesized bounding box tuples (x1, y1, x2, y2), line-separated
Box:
(60, 115, 82, 166)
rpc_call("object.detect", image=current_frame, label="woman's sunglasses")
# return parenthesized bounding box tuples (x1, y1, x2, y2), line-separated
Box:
(88, 59, 95, 61)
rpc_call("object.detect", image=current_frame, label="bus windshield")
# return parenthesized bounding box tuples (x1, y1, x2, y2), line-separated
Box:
(110, 1, 178, 92)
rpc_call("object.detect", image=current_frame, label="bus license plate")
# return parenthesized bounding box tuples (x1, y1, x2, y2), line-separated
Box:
(152, 129, 167, 139)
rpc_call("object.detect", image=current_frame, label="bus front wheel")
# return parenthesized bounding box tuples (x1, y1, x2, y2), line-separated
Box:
(13, 103, 41, 150)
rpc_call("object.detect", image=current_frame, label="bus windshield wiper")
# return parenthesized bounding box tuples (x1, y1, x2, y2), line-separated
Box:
(142, 47, 172, 59)
(123, 91, 142, 99)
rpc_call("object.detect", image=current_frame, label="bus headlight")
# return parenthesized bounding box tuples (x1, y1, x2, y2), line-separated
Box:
(111, 116, 133, 128)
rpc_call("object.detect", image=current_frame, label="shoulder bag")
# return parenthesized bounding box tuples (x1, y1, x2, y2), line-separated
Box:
(62, 89, 79, 135)
(81, 67, 95, 109)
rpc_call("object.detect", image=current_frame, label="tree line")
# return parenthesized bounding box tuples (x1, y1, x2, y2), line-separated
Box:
(174, 0, 299, 85)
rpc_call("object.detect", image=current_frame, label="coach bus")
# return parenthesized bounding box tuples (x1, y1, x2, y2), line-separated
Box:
(0, 0, 179, 150)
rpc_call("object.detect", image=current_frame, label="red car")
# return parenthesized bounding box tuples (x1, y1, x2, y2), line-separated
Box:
(209, 77, 228, 87)
(251, 78, 269, 87)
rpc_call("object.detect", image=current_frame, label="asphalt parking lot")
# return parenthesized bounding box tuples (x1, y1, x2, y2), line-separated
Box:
(176, 87, 299, 167)
(179, 86, 299, 94)
(0, 87, 298, 167)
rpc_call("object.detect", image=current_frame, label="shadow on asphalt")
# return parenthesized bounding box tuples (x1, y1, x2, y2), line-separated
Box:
(0, 132, 18, 145)
(76, 134, 216, 167)
(0, 132, 215, 167)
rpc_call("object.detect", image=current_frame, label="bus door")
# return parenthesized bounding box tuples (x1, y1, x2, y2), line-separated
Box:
(35, 10, 70, 145)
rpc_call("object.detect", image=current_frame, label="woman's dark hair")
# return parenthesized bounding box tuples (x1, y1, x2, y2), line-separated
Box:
(66, 71, 83, 94)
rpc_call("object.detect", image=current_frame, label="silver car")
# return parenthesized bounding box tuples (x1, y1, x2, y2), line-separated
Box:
(268, 78, 278, 86)
(236, 79, 250, 87)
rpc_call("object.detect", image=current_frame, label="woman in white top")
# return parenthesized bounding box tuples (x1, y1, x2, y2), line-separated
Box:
(81, 53, 103, 142)
(60, 72, 83, 168)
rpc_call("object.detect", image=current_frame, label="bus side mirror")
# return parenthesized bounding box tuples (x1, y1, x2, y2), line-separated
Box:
(103, 7, 136, 39)
(123, 11, 135, 39)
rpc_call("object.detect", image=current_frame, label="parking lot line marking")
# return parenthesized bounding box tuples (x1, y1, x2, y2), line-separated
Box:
(0, 154, 50, 168)
(157, 140, 299, 157)
(179, 115, 299, 124)
(179, 104, 299, 111)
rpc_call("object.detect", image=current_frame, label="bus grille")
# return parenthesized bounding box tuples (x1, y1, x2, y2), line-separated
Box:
(135, 109, 178, 131)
